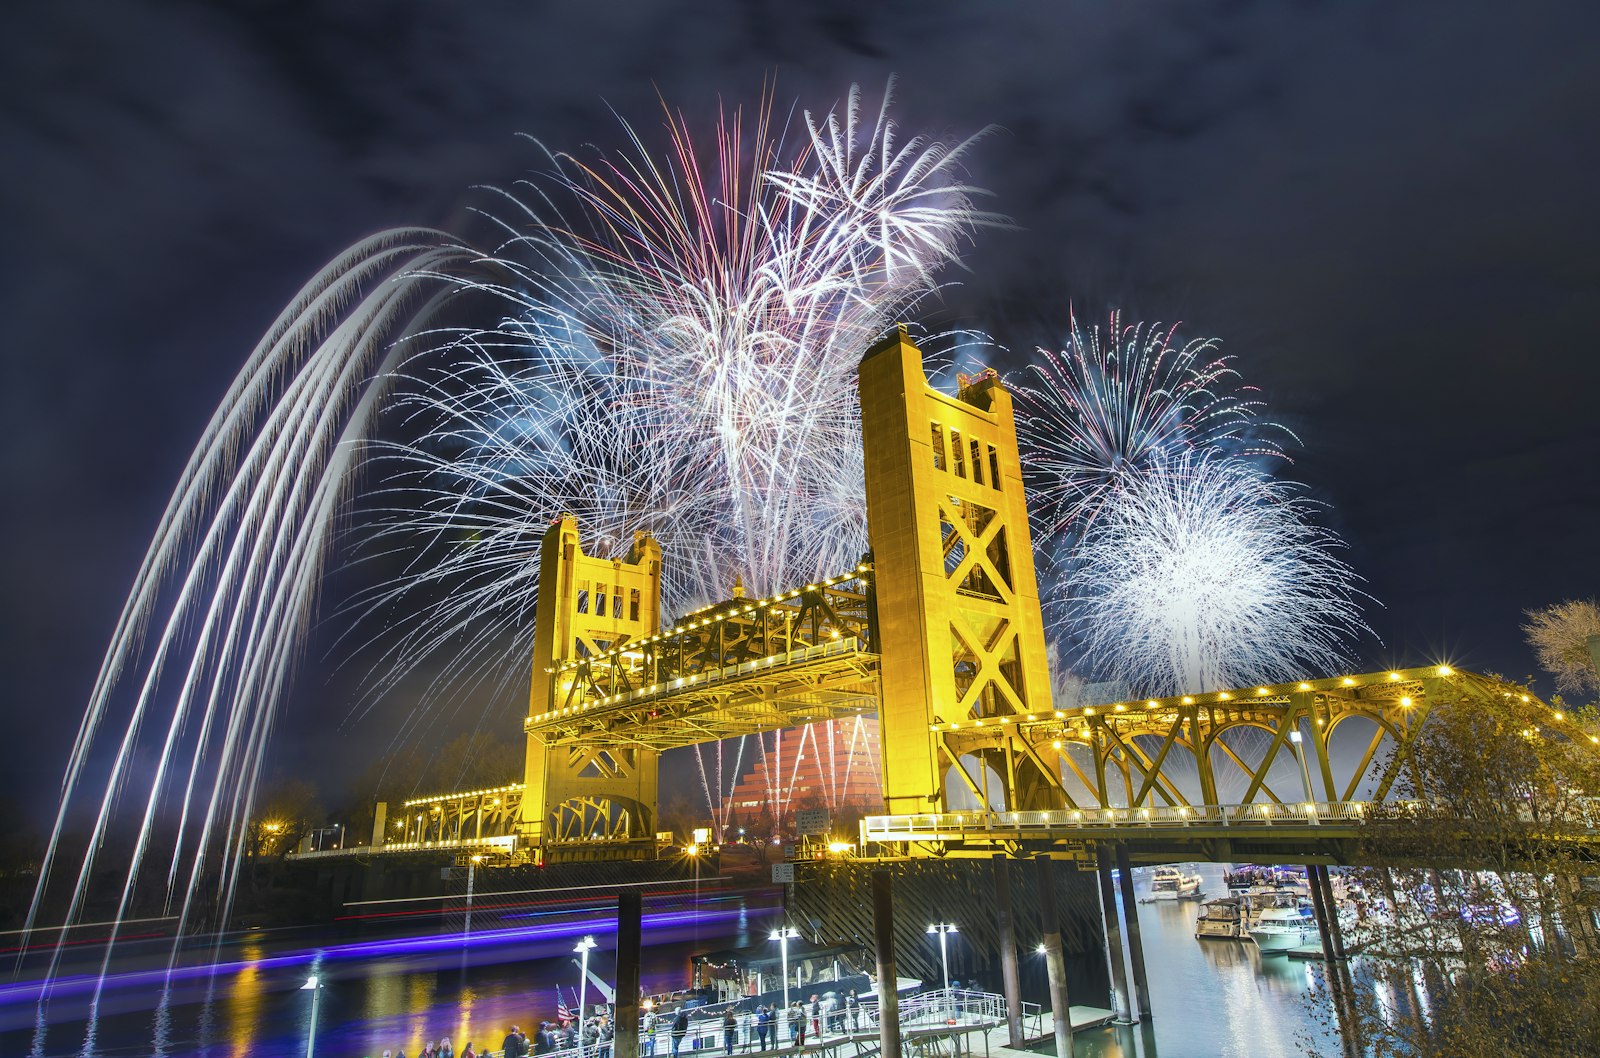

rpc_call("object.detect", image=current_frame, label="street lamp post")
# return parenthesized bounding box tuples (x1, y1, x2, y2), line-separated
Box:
(1288, 729, 1318, 823)
(465, 854, 482, 939)
(575, 935, 598, 1058)
(301, 975, 321, 1058)
(926, 924, 957, 1017)
(770, 926, 799, 1038)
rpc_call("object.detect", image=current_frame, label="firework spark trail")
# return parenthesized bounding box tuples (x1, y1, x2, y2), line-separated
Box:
(1069, 452, 1369, 697)
(24, 232, 473, 998)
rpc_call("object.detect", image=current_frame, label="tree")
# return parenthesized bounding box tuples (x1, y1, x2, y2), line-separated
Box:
(1315, 683, 1600, 1056)
(247, 775, 321, 865)
(1523, 598, 1600, 697)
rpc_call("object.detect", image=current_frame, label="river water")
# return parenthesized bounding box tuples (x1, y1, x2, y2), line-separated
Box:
(1, 864, 1347, 1058)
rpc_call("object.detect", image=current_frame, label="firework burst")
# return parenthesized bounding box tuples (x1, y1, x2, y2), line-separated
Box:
(1015, 310, 1292, 541)
(350, 84, 995, 726)
(1068, 452, 1368, 696)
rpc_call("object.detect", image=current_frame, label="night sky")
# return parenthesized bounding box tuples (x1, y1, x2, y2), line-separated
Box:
(5, 2, 1599, 815)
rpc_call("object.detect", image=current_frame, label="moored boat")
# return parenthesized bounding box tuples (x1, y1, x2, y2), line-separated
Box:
(1152, 865, 1204, 900)
(1248, 905, 1316, 952)
(1195, 897, 1245, 939)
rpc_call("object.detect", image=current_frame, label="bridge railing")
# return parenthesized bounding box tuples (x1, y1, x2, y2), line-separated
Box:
(862, 800, 1389, 841)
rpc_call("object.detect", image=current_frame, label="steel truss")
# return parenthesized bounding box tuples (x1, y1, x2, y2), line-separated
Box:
(526, 568, 880, 751)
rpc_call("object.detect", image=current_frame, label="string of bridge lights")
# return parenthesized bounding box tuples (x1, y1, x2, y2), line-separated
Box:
(547, 564, 873, 677)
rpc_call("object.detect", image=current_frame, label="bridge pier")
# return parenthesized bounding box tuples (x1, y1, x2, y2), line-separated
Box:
(1114, 845, 1152, 1019)
(616, 891, 643, 1058)
(991, 854, 1024, 1046)
(1095, 846, 1133, 1022)
(871, 870, 903, 1058)
(1036, 855, 1077, 1058)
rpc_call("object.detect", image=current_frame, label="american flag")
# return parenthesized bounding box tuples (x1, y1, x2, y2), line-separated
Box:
(557, 987, 574, 1022)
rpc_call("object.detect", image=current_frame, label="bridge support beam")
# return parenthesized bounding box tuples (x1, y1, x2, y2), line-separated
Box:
(872, 870, 903, 1058)
(1115, 845, 1152, 1019)
(992, 854, 1024, 1046)
(616, 891, 643, 1058)
(1036, 855, 1076, 1058)
(1095, 847, 1132, 1023)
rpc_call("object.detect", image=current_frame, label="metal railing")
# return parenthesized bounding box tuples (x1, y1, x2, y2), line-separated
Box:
(862, 800, 1380, 842)
(862, 799, 1600, 843)
(475, 990, 1009, 1058)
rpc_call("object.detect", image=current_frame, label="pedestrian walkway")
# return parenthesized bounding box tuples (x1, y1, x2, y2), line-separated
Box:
(478, 991, 1114, 1058)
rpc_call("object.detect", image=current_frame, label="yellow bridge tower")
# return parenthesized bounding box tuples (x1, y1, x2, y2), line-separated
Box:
(523, 515, 663, 855)
(860, 327, 1062, 817)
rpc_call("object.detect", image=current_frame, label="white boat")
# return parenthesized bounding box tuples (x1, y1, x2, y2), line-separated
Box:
(1195, 897, 1245, 939)
(1151, 865, 1203, 900)
(1248, 905, 1317, 951)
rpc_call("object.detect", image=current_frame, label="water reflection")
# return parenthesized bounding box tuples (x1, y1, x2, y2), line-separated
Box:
(4, 891, 781, 1057)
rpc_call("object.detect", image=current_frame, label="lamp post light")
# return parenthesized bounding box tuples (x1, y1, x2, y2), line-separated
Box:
(770, 926, 800, 1037)
(465, 854, 482, 939)
(574, 935, 598, 1058)
(926, 924, 957, 1015)
(1288, 729, 1317, 822)
(301, 975, 321, 1058)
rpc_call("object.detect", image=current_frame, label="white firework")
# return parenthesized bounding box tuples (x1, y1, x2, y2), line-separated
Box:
(1069, 453, 1368, 696)
(351, 83, 996, 706)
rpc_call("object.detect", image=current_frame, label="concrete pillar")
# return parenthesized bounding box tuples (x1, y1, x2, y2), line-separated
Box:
(1095, 848, 1131, 1022)
(992, 854, 1024, 1046)
(872, 870, 902, 1058)
(616, 891, 643, 1058)
(1035, 855, 1075, 1058)
(1114, 845, 1152, 1019)
(1319, 866, 1350, 959)
(1307, 863, 1339, 965)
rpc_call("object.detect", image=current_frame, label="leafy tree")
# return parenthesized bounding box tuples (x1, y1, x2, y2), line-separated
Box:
(1314, 683, 1600, 1056)
(247, 775, 321, 864)
(1523, 598, 1600, 697)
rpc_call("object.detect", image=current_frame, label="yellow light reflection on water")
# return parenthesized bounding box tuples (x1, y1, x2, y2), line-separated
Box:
(227, 943, 266, 1058)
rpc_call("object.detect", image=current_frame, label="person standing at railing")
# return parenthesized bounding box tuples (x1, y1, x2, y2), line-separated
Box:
(671, 1009, 690, 1058)
(844, 991, 859, 1033)
(642, 1010, 659, 1056)
(755, 1005, 771, 1050)
(722, 1009, 737, 1056)
(808, 996, 820, 1040)
(789, 1001, 806, 1047)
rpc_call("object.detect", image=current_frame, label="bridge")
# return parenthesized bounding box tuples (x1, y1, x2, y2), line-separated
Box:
(352, 327, 1594, 869)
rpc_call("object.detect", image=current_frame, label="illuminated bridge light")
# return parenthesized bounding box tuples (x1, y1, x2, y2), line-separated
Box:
(1298, 682, 1311, 691)
(1217, 692, 1230, 701)
(1256, 687, 1270, 696)
(1342, 677, 1355, 686)
(1388, 672, 1401, 681)
(1437, 665, 1453, 676)
(1181, 696, 1194, 704)
(1147, 700, 1158, 708)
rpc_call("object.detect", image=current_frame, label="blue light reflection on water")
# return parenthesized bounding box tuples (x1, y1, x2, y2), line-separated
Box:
(7, 866, 1369, 1058)
(2, 894, 780, 1058)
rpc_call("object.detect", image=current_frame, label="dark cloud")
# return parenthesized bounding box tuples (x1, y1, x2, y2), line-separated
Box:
(4, 1, 1598, 810)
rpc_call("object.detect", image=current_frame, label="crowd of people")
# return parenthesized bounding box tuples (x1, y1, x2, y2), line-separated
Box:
(365, 990, 867, 1058)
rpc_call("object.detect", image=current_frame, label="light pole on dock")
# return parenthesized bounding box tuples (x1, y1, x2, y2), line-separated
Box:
(926, 923, 957, 1016)
(575, 935, 598, 1058)
(770, 926, 799, 1035)
(301, 975, 321, 1058)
